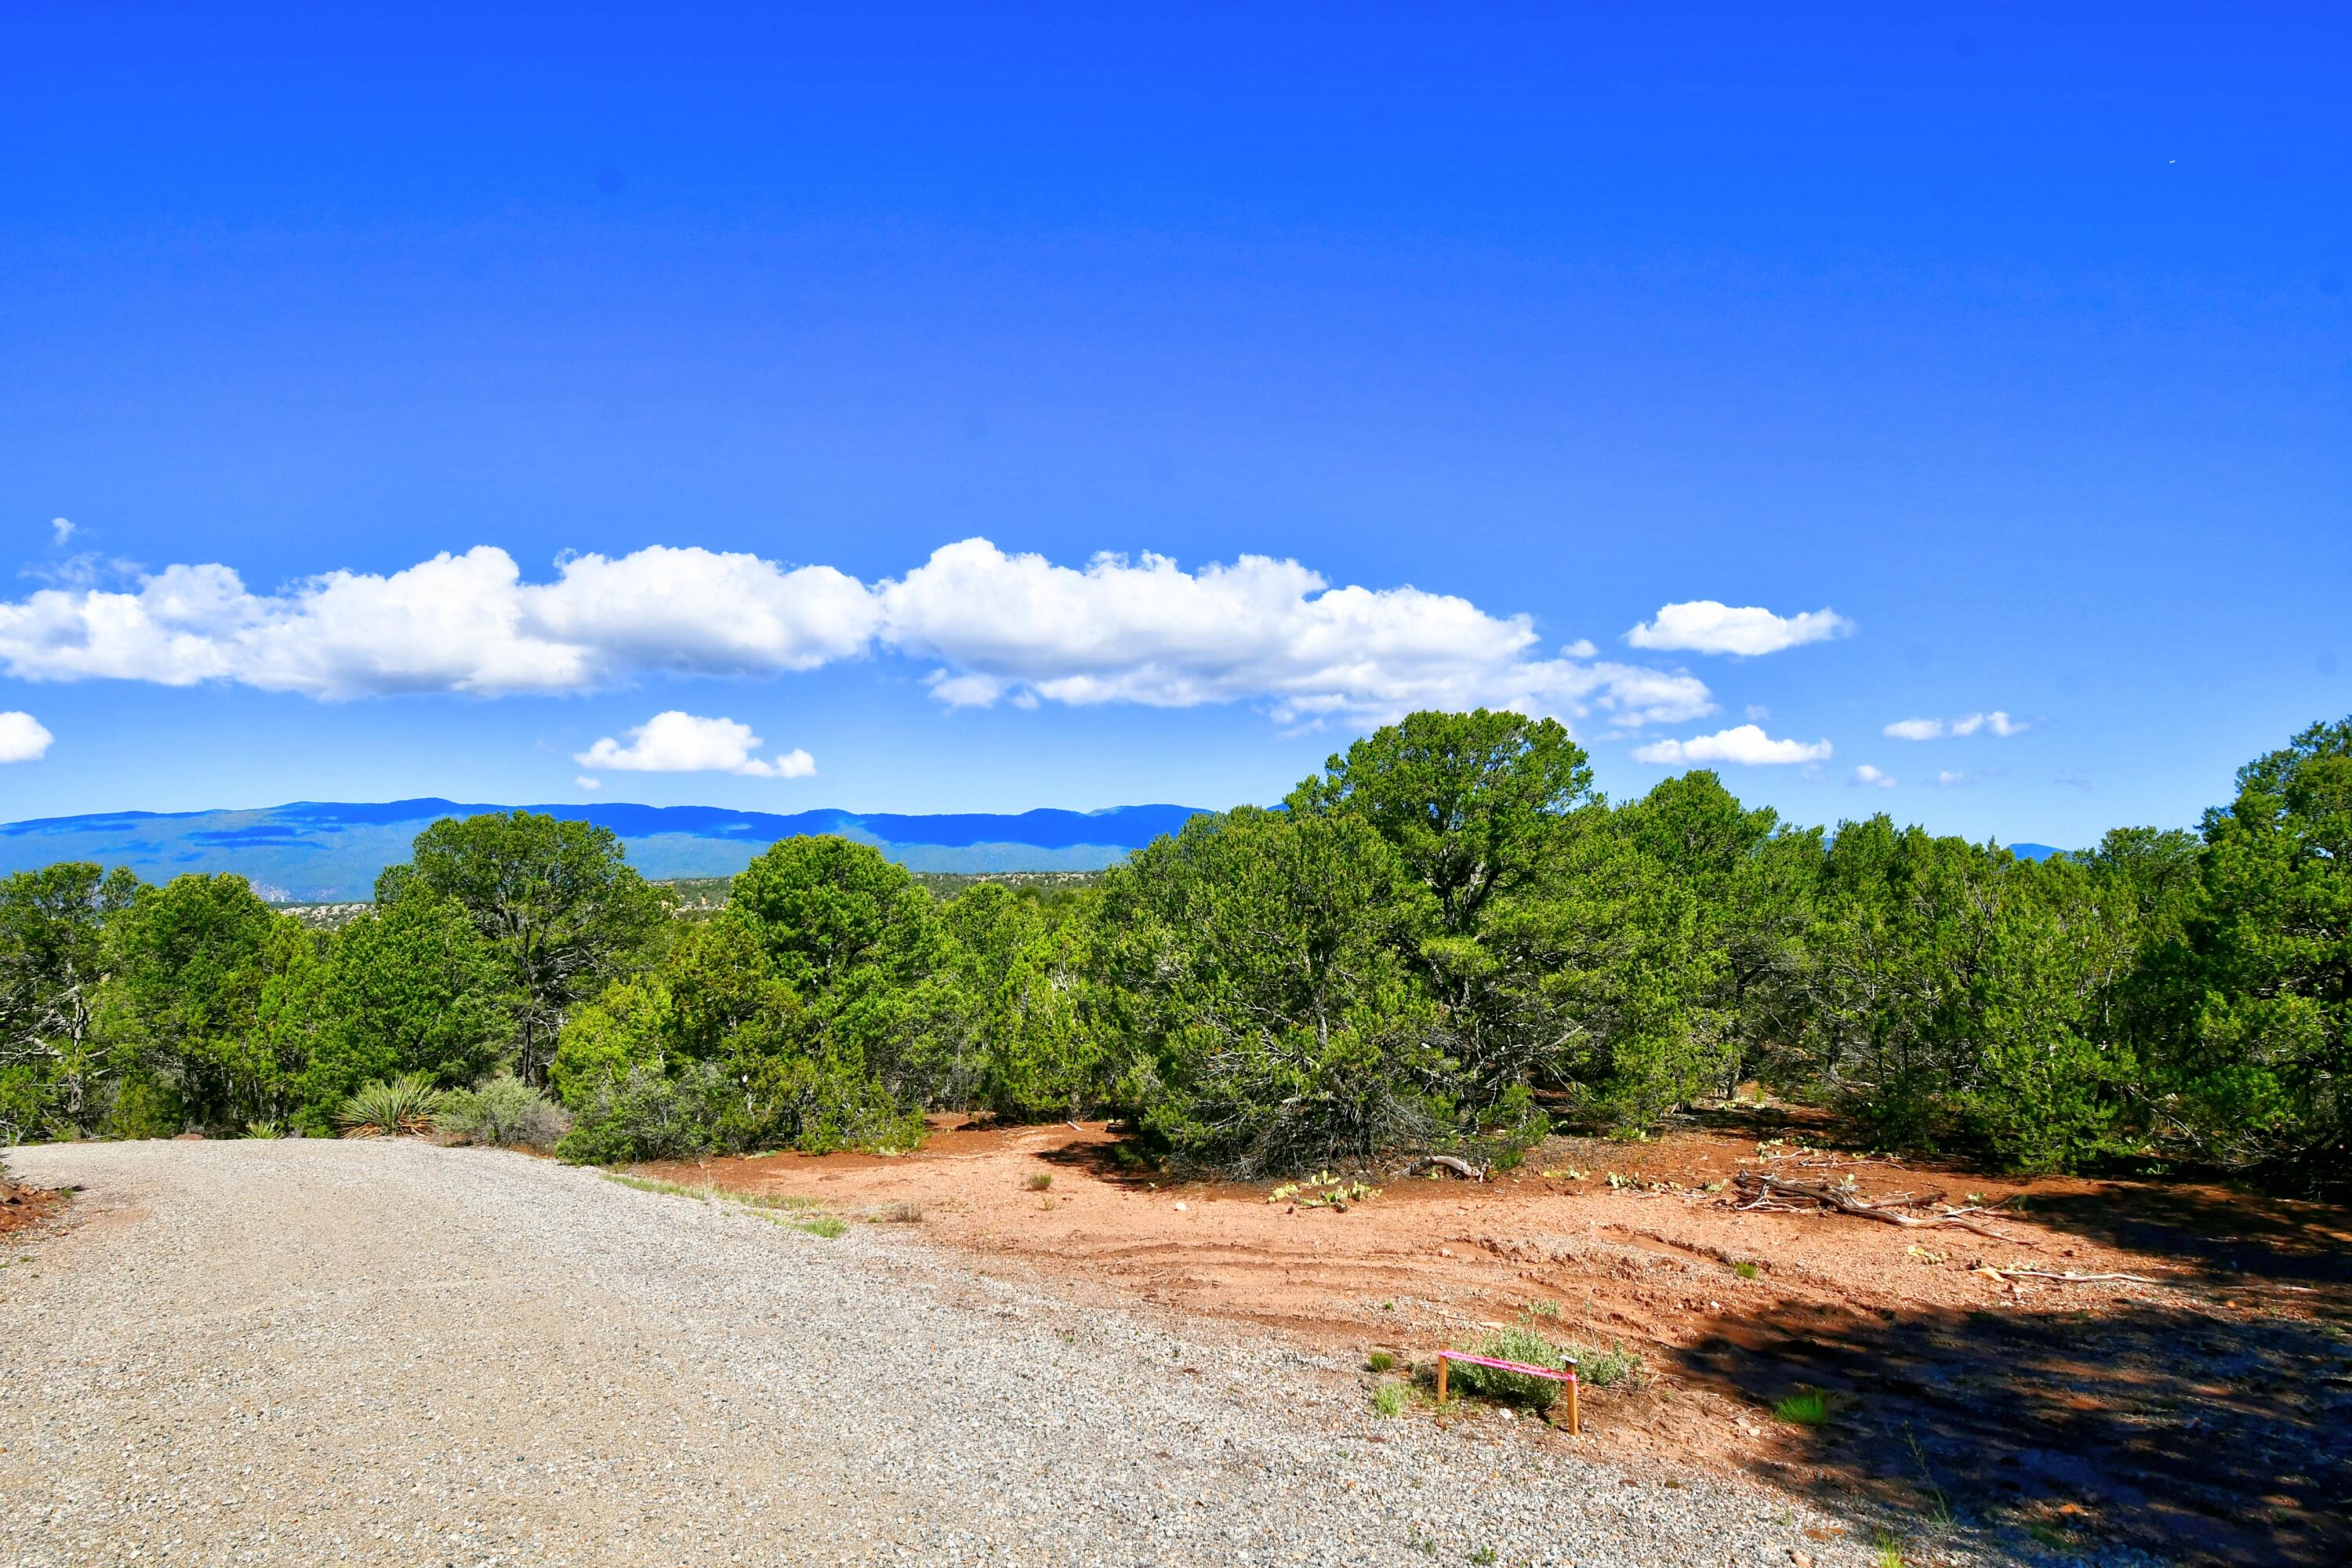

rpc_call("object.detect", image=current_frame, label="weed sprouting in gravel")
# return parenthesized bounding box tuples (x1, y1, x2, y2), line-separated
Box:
(1371, 1381, 1410, 1418)
(603, 1172, 717, 1200)
(793, 1215, 848, 1239)
(1871, 1531, 1904, 1567)
(1367, 1350, 1396, 1373)
(1469, 1547, 1497, 1566)
(1773, 1389, 1831, 1427)
(335, 1073, 447, 1138)
(1026, 1171, 1054, 1192)
(1731, 1260, 1759, 1280)
(861, 1200, 923, 1223)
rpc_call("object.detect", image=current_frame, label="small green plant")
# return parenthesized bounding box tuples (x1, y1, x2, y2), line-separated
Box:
(1269, 1171, 1381, 1207)
(243, 1118, 284, 1138)
(1732, 1260, 1759, 1280)
(1449, 1323, 1573, 1406)
(335, 1073, 447, 1137)
(1469, 1548, 1497, 1566)
(1773, 1389, 1831, 1427)
(1026, 1171, 1054, 1192)
(793, 1215, 848, 1239)
(604, 1172, 716, 1200)
(861, 1200, 923, 1223)
(1577, 1340, 1644, 1388)
(1367, 1350, 1396, 1372)
(1871, 1531, 1904, 1567)
(1371, 1380, 1410, 1417)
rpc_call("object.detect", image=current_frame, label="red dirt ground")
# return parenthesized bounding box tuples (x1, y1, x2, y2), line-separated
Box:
(645, 1111, 2352, 1567)
(0, 1171, 63, 1241)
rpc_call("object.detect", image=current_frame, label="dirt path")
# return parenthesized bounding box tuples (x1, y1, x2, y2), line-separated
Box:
(645, 1120, 2352, 1567)
(2, 1141, 1900, 1568)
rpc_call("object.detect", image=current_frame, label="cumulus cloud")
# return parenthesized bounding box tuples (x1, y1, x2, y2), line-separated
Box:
(0, 537, 1719, 731)
(575, 776, 601, 790)
(0, 546, 879, 699)
(0, 535, 1731, 733)
(1624, 600, 1852, 657)
(1886, 710, 2028, 740)
(50, 518, 75, 547)
(575, 711, 815, 779)
(0, 711, 53, 763)
(1631, 724, 1832, 766)
(1852, 764, 1897, 789)
(881, 539, 1711, 727)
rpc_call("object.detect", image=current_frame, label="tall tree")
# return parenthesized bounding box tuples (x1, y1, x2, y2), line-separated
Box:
(2176, 717, 2352, 1178)
(1287, 708, 1595, 937)
(102, 873, 300, 1131)
(0, 862, 140, 1139)
(1095, 807, 1473, 1176)
(393, 811, 667, 1083)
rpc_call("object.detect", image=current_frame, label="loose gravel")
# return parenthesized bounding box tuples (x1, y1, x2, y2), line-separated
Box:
(2, 1141, 1911, 1567)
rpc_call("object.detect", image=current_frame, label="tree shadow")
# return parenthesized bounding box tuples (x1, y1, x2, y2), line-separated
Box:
(1675, 1290, 2352, 1566)
(2011, 1181, 2352, 1292)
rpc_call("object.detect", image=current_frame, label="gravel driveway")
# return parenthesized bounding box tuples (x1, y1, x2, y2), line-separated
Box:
(2, 1141, 1900, 1567)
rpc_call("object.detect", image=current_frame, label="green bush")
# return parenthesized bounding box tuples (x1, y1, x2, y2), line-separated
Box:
(335, 1073, 448, 1137)
(554, 1065, 731, 1164)
(107, 1076, 184, 1140)
(1446, 1323, 1574, 1406)
(438, 1073, 569, 1148)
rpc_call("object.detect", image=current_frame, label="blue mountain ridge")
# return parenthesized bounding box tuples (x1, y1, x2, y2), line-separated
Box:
(0, 799, 1212, 902)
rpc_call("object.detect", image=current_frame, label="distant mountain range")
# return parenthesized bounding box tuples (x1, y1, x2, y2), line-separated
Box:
(0, 798, 2076, 902)
(0, 800, 1212, 902)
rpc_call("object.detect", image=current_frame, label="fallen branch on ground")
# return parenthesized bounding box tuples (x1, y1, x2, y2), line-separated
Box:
(1403, 1154, 1489, 1182)
(1977, 1267, 2161, 1286)
(1732, 1171, 2027, 1243)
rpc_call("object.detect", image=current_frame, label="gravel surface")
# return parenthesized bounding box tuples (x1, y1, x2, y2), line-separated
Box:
(2, 1141, 1918, 1567)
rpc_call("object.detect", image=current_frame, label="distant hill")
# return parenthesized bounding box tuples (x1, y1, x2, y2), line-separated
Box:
(2003, 842, 2067, 862)
(0, 799, 1210, 902)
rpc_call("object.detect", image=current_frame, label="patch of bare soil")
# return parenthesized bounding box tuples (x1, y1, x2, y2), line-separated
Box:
(647, 1112, 2352, 1566)
(0, 1170, 64, 1240)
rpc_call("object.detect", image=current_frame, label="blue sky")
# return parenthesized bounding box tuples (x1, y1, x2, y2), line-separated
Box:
(2, 2, 2346, 848)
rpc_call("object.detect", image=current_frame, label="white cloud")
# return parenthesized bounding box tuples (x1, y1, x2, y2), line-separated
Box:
(1851, 764, 1897, 789)
(1632, 724, 1832, 767)
(0, 546, 879, 699)
(1624, 601, 1853, 657)
(575, 776, 601, 790)
(575, 711, 816, 779)
(1889, 710, 2028, 740)
(1936, 771, 1966, 787)
(879, 539, 1713, 728)
(0, 711, 53, 763)
(0, 536, 1719, 731)
(1952, 710, 2027, 737)
(50, 518, 75, 547)
(1744, 704, 1770, 720)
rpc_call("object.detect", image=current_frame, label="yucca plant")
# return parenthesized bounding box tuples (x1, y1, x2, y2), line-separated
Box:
(336, 1073, 447, 1138)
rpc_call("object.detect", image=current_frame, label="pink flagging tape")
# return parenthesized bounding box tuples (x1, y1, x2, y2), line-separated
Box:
(1436, 1350, 1578, 1381)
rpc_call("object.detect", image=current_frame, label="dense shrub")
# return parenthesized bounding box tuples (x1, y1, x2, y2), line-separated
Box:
(437, 1073, 569, 1148)
(1096, 807, 1474, 1178)
(554, 1064, 732, 1164)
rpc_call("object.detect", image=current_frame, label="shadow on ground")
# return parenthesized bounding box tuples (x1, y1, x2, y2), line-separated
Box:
(1677, 1238, 2352, 1564)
